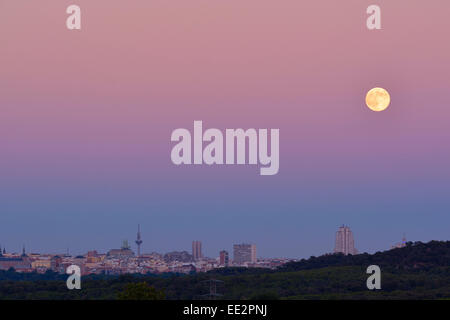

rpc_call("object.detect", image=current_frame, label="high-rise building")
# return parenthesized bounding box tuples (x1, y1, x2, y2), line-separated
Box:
(192, 241, 202, 261)
(219, 250, 229, 266)
(334, 225, 358, 255)
(233, 243, 256, 265)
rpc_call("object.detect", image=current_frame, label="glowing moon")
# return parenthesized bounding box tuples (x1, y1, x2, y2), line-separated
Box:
(365, 87, 391, 112)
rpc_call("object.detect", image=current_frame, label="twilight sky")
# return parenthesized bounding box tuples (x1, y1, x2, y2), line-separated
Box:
(0, 1, 449, 258)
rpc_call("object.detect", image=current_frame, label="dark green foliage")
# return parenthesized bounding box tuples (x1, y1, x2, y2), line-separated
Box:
(279, 241, 450, 272)
(117, 282, 165, 300)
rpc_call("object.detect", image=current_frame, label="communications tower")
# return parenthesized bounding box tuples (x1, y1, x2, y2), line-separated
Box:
(135, 224, 143, 257)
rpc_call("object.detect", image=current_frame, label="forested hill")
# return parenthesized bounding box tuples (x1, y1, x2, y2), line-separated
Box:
(279, 241, 450, 272)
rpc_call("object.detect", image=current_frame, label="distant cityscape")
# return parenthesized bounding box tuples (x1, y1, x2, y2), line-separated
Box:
(0, 225, 407, 275)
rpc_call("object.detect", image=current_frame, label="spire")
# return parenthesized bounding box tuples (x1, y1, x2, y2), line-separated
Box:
(135, 224, 143, 257)
(22, 244, 27, 257)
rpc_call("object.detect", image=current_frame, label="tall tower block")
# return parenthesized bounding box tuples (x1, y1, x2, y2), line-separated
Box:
(334, 225, 357, 255)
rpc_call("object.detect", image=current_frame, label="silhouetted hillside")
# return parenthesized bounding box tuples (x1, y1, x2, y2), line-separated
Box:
(279, 241, 450, 272)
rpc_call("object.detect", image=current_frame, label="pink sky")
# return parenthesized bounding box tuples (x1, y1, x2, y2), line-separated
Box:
(0, 1, 449, 256)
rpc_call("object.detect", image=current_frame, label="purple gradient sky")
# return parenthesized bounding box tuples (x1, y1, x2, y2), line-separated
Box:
(0, 1, 449, 258)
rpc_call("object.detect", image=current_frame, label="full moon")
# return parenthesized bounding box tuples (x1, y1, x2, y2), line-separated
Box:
(365, 87, 391, 112)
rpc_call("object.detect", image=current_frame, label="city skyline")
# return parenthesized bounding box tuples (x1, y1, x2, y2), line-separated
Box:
(0, 225, 420, 260)
(1, 224, 429, 278)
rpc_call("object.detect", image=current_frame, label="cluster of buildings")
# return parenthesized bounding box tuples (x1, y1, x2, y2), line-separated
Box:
(0, 226, 290, 275)
(0, 225, 406, 275)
